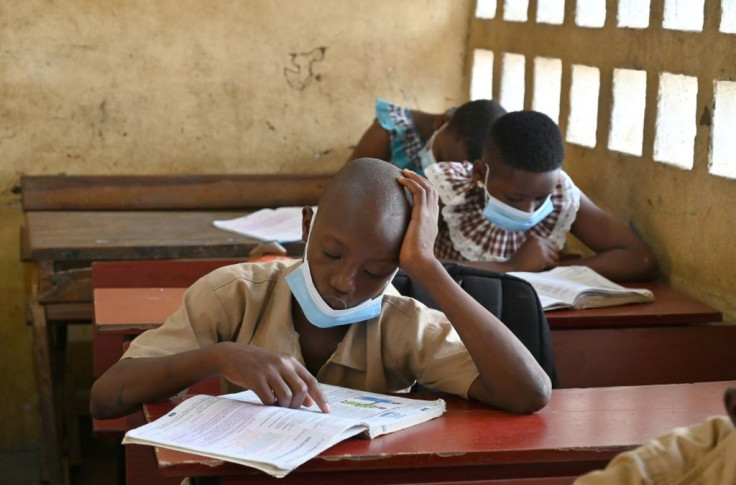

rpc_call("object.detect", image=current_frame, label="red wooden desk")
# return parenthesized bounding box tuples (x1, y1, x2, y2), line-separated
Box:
(128, 381, 735, 484)
(545, 282, 722, 328)
(94, 280, 734, 388)
(93, 282, 723, 331)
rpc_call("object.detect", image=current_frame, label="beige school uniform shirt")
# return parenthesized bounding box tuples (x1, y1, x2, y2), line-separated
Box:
(122, 259, 480, 398)
(575, 415, 736, 485)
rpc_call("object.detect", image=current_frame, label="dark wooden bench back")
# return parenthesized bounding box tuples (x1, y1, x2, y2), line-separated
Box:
(21, 173, 333, 211)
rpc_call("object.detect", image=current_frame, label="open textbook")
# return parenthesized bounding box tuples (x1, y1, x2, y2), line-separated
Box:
(508, 265, 654, 310)
(122, 384, 446, 478)
(212, 207, 309, 243)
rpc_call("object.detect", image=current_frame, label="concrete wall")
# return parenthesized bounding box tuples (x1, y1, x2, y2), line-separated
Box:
(1, 0, 472, 450)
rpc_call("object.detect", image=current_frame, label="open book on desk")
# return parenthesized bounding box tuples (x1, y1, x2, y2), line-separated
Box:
(122, 384, 446, 478)
(212, 207, 309, 243)
(508, 265, 654, 311)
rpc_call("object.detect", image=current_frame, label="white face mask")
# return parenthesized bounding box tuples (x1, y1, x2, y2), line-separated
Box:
(418, 122, 448, 169)
(480, 165, 554, 232)
(285, 215, 398, 328)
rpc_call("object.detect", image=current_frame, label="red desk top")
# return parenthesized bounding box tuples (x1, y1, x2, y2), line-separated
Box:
(137, 381, 734, 482)
(94, 281, 722, 334)
(546, 282, 722, 327)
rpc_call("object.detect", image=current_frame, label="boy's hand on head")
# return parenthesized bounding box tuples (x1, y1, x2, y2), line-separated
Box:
(216, 342, 330, 413)
(397, 169, 440, 277)
(509, 235, 560, 272)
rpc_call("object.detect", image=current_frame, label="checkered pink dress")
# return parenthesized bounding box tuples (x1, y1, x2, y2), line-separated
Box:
(425, 162, 581, 262)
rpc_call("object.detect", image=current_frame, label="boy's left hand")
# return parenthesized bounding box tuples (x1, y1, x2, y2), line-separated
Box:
(397, 169, 440, 276)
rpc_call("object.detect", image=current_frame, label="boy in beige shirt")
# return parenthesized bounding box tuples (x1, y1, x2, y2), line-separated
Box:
(90, 158, 551, 419)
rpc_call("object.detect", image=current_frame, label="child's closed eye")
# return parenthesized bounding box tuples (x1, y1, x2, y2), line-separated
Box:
(364, 270, 384, 279)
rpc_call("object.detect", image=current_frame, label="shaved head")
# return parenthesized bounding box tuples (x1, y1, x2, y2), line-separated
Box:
(300, 158, 413, 309)
(315, 158, 412, 248)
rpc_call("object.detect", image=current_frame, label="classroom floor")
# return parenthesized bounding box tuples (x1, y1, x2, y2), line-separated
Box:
(2, 415, 121, 485)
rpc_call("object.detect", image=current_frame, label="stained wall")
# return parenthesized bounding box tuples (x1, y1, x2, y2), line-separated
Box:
(0, 0, 473, 449)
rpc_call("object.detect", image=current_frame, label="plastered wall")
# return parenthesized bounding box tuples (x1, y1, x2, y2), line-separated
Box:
(466, 0, 736, 323)
(0, 0, 472, 449)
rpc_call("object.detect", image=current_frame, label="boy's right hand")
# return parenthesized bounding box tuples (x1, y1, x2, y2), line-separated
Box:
(396, 169, 441, 278)
(508, 235, 559, 272)
(215, 342, 330, 413)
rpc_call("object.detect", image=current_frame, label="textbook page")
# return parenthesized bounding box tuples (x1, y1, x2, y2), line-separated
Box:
(122, 394, 367, 478)
(123, 384, 445, 478)
(212, 207, 309, 243)
(508, 266, 654, 310)
(223, 383, 446, 438)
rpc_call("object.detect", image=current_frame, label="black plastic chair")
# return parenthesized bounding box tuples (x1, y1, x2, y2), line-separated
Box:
(391, 262, 559, 387)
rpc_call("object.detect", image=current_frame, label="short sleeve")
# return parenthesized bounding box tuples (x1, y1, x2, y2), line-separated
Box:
(547, 171, 581, 248)
(375, 98, 397, 131)
(374, 99, 425, 172)
(381, 296, 480, 399)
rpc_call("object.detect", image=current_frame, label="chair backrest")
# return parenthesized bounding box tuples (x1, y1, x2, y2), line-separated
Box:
(391, 262, 559, 387)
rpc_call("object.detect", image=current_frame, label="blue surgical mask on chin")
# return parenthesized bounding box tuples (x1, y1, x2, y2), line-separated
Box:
(480, 167, 554, 232)
(418, 122, 447, 169)
(285, 217, 398, 328)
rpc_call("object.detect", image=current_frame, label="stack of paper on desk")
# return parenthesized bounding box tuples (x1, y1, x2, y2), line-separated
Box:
(213, 207, 308, 243)
(508, 265, 655, 310)
(122, 384, 446, 478)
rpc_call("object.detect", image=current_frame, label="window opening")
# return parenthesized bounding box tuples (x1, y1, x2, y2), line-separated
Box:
(710, 80, 736, 179)
(653, 73, 698, 169)
(532, 57, 562, 123)
(663, 0, 704, 32)
(471, 49, 495, 101)
(609, 68, 647, 156)
(499, 52, 526, 111)
(567, 64, 600, 148)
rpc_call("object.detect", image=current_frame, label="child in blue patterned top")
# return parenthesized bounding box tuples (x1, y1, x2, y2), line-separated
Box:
(349, 99, 506, 176)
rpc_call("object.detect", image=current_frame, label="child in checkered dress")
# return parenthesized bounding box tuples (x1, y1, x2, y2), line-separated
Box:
(425, 110, 658, 282)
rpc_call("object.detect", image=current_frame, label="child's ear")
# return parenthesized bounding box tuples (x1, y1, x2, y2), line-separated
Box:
(472, 160, 488, 185)
(725, 388, 736, 426)
(301, 206, 314, 243)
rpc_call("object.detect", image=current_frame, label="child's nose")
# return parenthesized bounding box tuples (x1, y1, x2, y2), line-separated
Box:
(330, 268, 357, 295)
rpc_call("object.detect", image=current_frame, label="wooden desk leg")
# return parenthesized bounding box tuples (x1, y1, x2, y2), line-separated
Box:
(30, 299, 68, 485)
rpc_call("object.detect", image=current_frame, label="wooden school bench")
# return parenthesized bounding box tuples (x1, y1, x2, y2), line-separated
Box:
(20, 173, 331, 485)
(129, 380, 736, 484)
